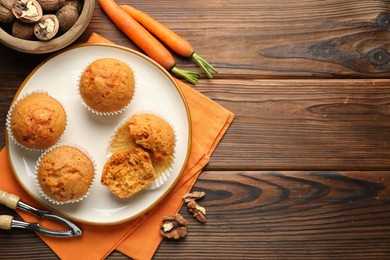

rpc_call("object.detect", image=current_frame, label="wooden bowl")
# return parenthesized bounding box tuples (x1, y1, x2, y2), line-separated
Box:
(0, 0, 94, 54)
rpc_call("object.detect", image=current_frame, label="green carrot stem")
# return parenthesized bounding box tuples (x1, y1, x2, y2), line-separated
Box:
(171, 66, 199, 85)
(191, 53, 218, 79)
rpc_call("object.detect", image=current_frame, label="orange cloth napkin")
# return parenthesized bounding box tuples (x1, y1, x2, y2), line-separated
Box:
(0, 34, 234, 260)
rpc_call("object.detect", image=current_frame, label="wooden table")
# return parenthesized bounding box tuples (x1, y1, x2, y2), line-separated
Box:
(1, 0, 390, 258)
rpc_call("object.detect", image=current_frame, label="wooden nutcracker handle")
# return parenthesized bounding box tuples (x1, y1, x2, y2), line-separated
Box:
(0, 215, 13, 230)
(0, 190, 20, 210)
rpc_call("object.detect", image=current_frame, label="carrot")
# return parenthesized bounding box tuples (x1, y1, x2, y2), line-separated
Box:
(120, 5, 218, 79)
(97, 0, 198, 84)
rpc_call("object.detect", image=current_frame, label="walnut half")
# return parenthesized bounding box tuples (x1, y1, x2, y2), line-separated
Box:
(187, 200, 207, 223)
(12, 0, 42, 23)
(160, 214, 188, 240)
(182, 191, 206, 203)
(33, 14, 58, 40)
(183, 191, 207, 223)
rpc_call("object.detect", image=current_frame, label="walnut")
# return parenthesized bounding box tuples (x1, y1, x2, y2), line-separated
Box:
(33, 14, 58, 40)
(0, 0, 15, 10)
(160, 214, 188, 240)
(12, 19, 34, 39)
(182, 191, 206, 203)
(56, 4, 78, 33)
(36, 0, 64, 12)
(0, 3, 14, 23)
(62, 0, 79, 11)
(187, 200, 207, 223)
(12, 0, 42, 23)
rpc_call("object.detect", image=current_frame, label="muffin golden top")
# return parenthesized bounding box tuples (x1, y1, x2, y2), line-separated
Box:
(79, 58, 135, 113)
(37, 145, 95, 202)
(128, 113, 175, 161)
(10, 92, 66, 149)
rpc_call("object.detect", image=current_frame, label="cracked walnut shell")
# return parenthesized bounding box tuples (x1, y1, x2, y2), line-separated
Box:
(33, 14, 58, 40)
(12, 0, 42, 23)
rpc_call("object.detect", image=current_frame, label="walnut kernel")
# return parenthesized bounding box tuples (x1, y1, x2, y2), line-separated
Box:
(160, 214, 188, 240)
(182, 191, 206, 203)
(12, 0, 42, 23)
(33, 13, 58, 40)
(187, 200, 207, 223)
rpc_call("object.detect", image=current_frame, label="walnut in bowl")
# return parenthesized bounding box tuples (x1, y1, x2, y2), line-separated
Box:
(0, 0, 94, 53)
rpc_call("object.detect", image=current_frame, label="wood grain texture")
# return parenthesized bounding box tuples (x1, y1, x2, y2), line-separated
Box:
(120, 0, 390, 78)
(1, 171, 389, 259)
(200, 79, 390, 171)
(3, 78, 389, 170)
(154, 171, 390, 259)
(1, 0, 390, 259)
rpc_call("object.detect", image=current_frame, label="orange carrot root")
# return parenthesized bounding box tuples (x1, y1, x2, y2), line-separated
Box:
(120, 5, 193, 57)
(120, 4, 218, 79)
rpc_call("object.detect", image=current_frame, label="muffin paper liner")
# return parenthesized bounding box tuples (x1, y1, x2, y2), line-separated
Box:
(6, 90, 68, 152)
(78, 58, 138, 116)
(34, 143, 97, 205)
(106, 110, 177, 191)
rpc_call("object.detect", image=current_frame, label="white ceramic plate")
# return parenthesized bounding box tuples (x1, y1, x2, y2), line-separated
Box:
(6, 44, 191, 225)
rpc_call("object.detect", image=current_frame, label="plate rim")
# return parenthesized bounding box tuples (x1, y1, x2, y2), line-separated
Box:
(5, 43, 192, 225)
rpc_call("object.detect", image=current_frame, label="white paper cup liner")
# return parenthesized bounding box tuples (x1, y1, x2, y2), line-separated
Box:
(105, 115, 137, 158)
(34, 143, 97, 205)
(78, 58, 137, 116)
(144, 163, 174, 190)
(6, 90, 68, 152)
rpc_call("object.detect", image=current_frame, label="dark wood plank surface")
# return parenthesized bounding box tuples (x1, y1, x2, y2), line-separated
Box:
(1, 0, 390, 259)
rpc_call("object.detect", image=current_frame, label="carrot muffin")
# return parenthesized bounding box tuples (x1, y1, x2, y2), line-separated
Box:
(79, 58, 135, 114)
(36, 145, 95, 203)
(108, 113, 175, 178)
(8, 92, 67, 150)
(101, 148, 156, 198)
(127, 113, 175, 162)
